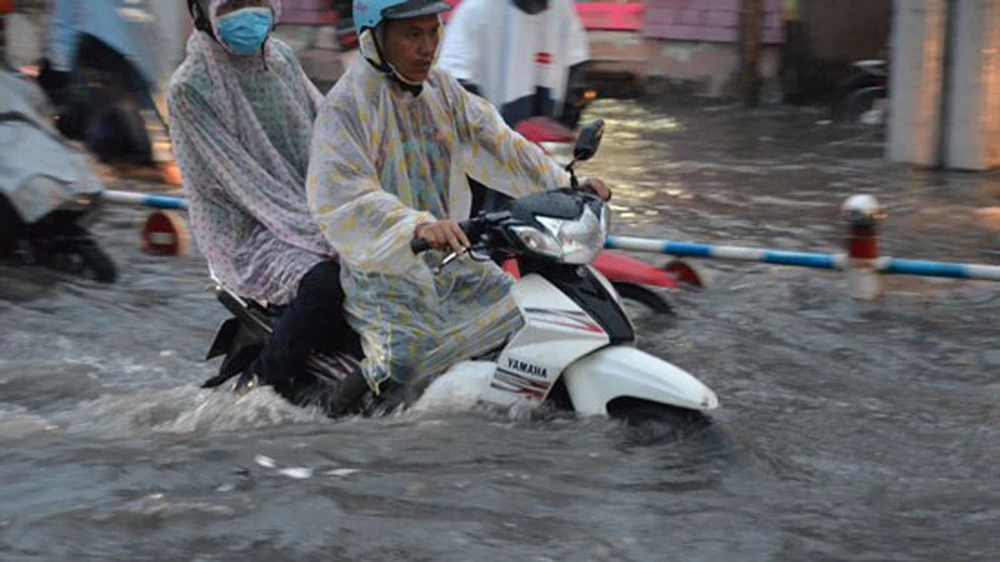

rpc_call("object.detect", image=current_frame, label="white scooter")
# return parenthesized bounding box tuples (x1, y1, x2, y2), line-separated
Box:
(204, 120, 719, 423)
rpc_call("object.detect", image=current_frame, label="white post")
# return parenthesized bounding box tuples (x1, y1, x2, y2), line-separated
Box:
(943, 0, 1000, 170)
(886, 0, 949, 167)
(842, 195, 886, 301)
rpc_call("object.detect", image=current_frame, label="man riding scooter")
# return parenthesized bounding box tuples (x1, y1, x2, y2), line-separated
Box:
(169, 0, 365, 411)
(305, 0, 611, 398)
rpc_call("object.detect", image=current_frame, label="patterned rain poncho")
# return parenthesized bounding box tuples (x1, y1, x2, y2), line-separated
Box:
(168, 0, 335, 305)
(307, 31, 571, 389)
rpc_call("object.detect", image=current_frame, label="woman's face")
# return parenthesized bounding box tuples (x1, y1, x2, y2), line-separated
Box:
(216, 0, 271, 17)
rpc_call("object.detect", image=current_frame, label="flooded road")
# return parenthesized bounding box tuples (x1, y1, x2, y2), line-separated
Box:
(2, 99, 999, 561)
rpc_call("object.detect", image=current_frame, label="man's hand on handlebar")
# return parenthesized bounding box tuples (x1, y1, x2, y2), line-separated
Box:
(414, 220, 471, 253)
(580, 178, 612, 201)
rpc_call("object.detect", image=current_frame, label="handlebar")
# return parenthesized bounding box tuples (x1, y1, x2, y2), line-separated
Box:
(410, 218, 475, 255)
(410, 237, 432, 254)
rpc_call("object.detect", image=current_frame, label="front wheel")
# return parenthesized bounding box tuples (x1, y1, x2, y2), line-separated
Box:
(607, 397, 710, 428)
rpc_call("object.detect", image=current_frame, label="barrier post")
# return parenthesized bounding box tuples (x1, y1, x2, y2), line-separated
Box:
(842, 195, 886, 300)
(141, 210, 189, 256)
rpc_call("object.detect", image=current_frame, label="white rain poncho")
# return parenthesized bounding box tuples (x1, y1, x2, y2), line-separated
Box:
(307, 31, 571, 389)
(168, 0, 334, 305)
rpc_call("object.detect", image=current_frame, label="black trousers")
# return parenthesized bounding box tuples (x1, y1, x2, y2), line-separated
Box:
(0, 197, 23, 255)
(252, 261, 362, 386)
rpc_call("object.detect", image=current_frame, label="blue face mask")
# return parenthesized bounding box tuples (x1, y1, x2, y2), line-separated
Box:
(216, 7, 273, 56)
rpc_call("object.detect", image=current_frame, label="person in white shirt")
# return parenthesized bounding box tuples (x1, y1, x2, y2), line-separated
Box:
(437, 0, 590, 128)
(437, 0, 591, 215)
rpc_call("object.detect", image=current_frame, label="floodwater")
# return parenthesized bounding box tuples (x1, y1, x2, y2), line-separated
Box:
(2, 99, 999, 561)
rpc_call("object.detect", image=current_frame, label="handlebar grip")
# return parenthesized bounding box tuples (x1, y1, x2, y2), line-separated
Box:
(411, 219, 477, 254)
(410, 237, 432, 254)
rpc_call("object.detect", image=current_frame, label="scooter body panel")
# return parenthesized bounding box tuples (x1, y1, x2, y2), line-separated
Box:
(563, 346, 719, 415)
(482, 273, 611, 408)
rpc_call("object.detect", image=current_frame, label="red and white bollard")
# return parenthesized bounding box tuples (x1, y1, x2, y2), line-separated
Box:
(141, 210, 190, 256)
(842, 194, 886, 300)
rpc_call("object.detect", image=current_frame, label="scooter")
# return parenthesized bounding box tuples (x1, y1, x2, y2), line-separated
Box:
(0, 67, 116, 282)
(204, 121, 719, 424)
(513, 116, 702, 314)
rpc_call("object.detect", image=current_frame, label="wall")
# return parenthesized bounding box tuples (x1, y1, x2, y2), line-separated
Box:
(636, 0, 784, 99)
(599, 1, 894, 101)
(802, 0, 892, 64)
(643, 0, 784, 44)
(643, 41, 781, 98)
(888, 0, 1000, 171)
(886, 0, 947, 167)
(987, 1, 1000, 168)
(942, 0, 1000, 170)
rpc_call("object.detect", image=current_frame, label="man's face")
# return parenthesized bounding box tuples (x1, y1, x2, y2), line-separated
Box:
(216, 0, 270, 17)
(382, 15, 441, 83)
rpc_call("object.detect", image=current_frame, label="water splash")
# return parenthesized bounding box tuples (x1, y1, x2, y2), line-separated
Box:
(56, 385, 322, 437)
(406, 361, 493, 415)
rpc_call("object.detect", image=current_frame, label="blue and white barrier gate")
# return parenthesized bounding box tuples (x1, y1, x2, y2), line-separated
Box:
(604, 237, 844, 270)
(604, 237, 1000, 281)
(102, 190, 188, 211)
(100, 190, 1000, 298)
(606, 195, 1000, 300)
(101, 190, 189, 255)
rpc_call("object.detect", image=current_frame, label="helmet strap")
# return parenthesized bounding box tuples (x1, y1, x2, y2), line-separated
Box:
(361, 27, 425, 96)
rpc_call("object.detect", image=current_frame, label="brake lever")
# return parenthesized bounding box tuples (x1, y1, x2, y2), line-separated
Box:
(433, 242, 492, 273)
(434, 251, 463, 274)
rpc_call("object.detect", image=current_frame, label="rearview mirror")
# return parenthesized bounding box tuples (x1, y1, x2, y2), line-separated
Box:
(573, 119, 605, 162)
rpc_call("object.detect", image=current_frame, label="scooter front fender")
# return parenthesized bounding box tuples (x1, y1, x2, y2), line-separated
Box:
(562, 346, 719, 415)
(592, 252, 681, 289)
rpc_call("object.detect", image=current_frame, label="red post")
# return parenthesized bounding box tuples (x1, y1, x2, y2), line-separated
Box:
(141, 211, 190, 256)
(841, 195, 886, 300)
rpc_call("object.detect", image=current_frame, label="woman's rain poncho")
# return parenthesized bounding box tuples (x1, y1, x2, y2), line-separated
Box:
(168, 0, 335, 305)
(307, 31, 571, 390)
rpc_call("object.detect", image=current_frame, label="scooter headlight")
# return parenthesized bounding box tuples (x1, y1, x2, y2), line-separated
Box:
(513, 204, 608, 265)
(509, 225, 563, 260)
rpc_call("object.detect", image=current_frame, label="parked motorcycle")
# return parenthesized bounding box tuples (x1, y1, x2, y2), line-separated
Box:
(830, 59, 889, 127)
(203, 121, 719, 424)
